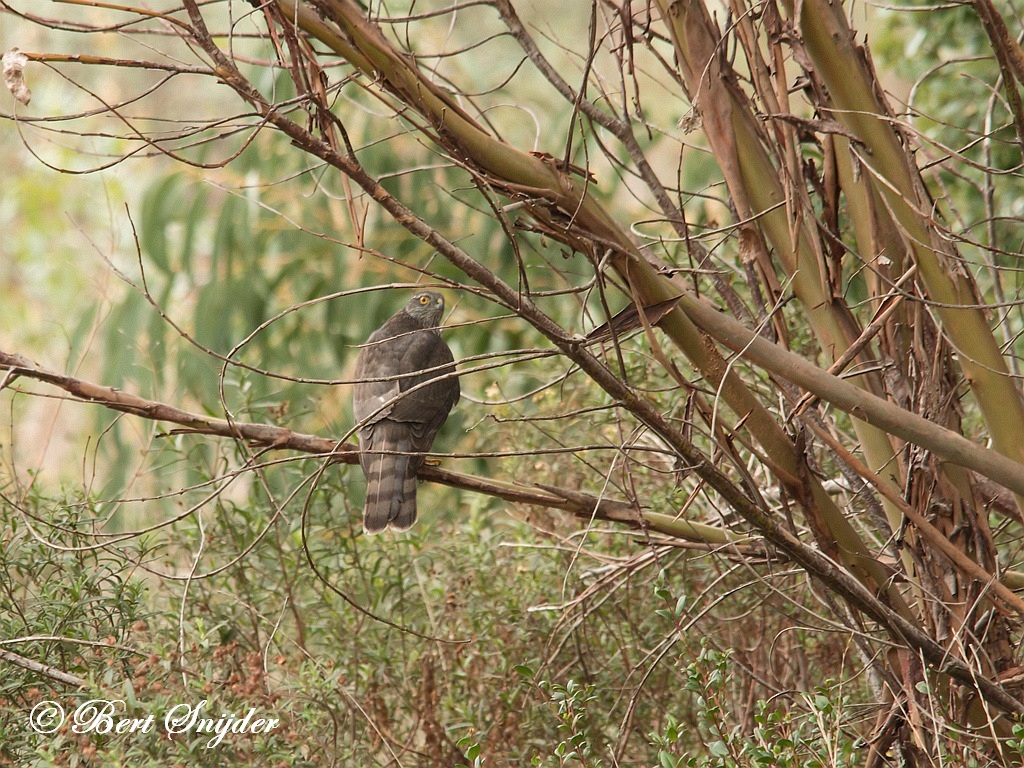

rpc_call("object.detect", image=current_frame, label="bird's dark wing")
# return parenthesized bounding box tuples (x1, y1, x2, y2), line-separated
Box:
(351, 312, 421, 427)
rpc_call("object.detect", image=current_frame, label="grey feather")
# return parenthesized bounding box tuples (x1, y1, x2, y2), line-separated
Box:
(352, 291, 459, 532)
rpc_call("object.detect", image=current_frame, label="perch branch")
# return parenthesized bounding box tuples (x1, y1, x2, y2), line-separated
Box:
(0, 349, 731, 545)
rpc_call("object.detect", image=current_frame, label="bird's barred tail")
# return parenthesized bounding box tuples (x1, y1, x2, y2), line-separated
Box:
(388, 473, 418, 531)
(360, 434, 417, 533)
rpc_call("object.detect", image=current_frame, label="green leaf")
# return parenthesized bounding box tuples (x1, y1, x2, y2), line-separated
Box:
(708, 740, 730, 758)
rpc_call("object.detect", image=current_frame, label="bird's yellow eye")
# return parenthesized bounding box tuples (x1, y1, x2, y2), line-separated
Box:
(419, 295, 430, 305)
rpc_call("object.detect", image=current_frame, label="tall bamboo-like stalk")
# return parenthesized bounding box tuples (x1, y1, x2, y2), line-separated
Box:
(655, 0, 1024, 743)
(792, 0, 1024, 489)
(651, 0, 915, 582)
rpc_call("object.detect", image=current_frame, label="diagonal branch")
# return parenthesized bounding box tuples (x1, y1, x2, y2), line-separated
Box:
(0, 648, 86, 688)
(679, 296, 1024, 498)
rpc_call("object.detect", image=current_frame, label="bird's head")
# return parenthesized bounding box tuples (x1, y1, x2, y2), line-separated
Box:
(404, 290, 446, 327)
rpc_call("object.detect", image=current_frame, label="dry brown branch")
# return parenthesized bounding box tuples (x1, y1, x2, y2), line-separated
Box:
(0, 648, 86, 688)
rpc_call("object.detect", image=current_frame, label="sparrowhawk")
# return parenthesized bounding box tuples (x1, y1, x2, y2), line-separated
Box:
(352, 291, 460, 533)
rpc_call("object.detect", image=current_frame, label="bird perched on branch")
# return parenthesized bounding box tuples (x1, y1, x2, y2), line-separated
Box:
(352, 291, 460, 533)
